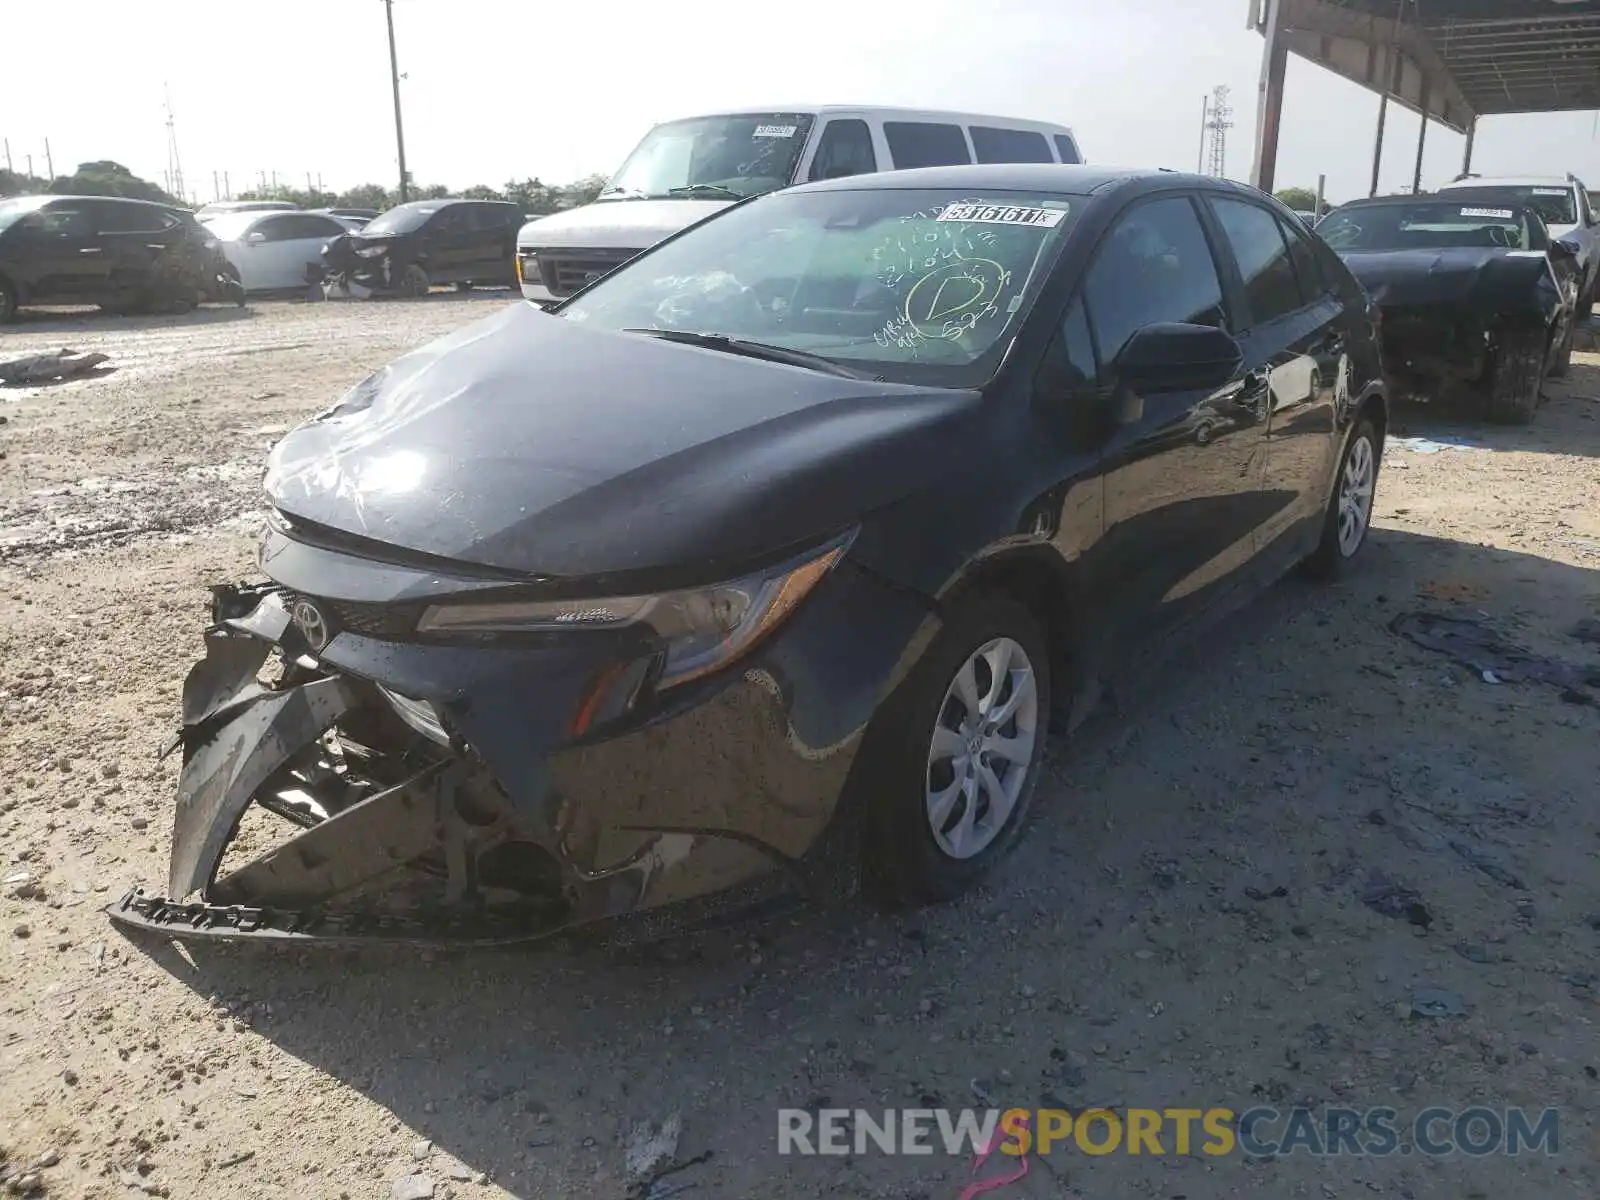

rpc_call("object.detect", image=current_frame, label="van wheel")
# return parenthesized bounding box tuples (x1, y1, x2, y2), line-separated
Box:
(1486, 331, 1544, 424)
(863, 595, 1052, 905)
(0, 277, 17, 324)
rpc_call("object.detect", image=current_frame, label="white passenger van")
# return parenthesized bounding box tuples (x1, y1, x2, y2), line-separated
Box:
(515, 105, 1085, 303)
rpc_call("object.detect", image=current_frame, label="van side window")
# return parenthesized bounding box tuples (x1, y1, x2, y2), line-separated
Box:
(883, 121, 971, 169)
(1053, 135, 1082, 165)
(808, 119, 877, 181)
(970, 126, 1052, 165)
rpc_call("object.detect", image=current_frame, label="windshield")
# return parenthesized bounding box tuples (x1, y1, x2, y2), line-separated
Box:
(602, 113, 817, 201)
(559, 188, 1078, 387)
(199, 213, 260, 241)
(1319, 202, 1542, 252)
(0, 195, 51, 233)
(362, 204, 440, 235)
(1450, 185, 1576, 227)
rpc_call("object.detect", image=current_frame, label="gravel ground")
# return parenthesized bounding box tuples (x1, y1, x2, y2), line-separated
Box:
(2, 297, 1599, 1200)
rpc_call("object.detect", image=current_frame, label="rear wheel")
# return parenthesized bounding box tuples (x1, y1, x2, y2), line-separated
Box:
(863, 594, 1052, 905)
(1485, 330, 1545, 424)
(1304, 416, 1380, 580)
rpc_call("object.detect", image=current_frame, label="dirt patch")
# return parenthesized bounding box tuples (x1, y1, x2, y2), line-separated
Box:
(2, 301, 1599, 1199)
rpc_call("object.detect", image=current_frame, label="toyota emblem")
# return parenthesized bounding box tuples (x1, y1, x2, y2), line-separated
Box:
(290, 598, 330, 651)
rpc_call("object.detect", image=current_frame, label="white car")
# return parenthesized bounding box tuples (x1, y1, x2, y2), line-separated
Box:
(195, 199, 301, 220)
(201, 210, 358, 292)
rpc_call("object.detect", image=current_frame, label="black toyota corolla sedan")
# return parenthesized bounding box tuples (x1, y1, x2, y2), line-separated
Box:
(110, 165, 1387, 946)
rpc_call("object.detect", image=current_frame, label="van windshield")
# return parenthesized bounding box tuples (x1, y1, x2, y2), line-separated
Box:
(600, 113, 817, 201)
(559, 187, 1079, 388)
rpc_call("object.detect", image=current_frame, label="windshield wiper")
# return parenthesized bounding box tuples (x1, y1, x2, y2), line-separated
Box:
(622, 328, 877, 379)
(666, 184, 745, 200)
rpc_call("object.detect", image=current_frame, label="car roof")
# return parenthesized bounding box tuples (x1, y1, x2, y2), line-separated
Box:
(666, 105, 1076, 134)
(36, 194, 186, 210)
(1332, 194, 1538, 213)
(1439, 176, 1572, 188)
(787, 163, 1239, 197)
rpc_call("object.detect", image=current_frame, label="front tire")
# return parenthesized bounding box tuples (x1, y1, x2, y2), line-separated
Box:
(863, 595, 1052, 905)
(1305, 416, 1380, 580)
(1486, 330, 1544, 424)
(400, 264, 430, 298)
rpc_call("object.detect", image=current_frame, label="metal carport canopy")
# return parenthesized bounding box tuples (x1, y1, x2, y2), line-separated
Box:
(1249, 0, 1600, 194)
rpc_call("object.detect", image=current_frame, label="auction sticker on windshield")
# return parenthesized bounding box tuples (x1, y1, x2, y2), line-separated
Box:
(1460, 207, 1515, 219)
(754, 124, 799, 138)
(937, 203, 1067, 228)
(1533, 188, 1568, 196)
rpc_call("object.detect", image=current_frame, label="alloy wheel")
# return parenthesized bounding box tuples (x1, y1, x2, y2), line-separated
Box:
(925, 636, 1039, 860)
(1337, 434, 1375, 557)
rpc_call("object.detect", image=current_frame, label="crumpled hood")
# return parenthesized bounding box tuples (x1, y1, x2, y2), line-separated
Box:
(264, 302, 979, 583)
(516, 198, 731, 251)
(1341, 247, 1553, 308)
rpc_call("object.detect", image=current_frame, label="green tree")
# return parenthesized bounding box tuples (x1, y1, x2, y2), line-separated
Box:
(460, 183, 506, 201)
(1273, 186, 1319, 212)
(336, 183, 394, 210)
(557, 173, 608, 210)
(49, 161, 177, 204)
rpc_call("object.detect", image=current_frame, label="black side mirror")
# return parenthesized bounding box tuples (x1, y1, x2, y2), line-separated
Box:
(1113, 322, 1244, 395)
(1551, 237, 1581, 261)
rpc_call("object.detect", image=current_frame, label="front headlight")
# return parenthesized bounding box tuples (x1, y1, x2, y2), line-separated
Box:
(416, 534, 853, 687)
(356, 245, 387, 258)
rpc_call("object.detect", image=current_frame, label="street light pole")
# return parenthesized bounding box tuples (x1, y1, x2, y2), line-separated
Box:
(384, 0, 409, 203)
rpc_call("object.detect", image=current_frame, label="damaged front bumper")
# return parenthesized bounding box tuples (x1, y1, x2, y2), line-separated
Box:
(109, 559, 931, 945)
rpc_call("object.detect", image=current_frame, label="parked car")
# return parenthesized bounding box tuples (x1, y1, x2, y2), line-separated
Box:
(1291, 209, 1318, 226)
(195, 199, 301, 219)
(204, 210, 358, 292)
(1437, 174, 1600, 313)
(516, 105, 1087, 303)
(321, 198, 521, 296)
(108, 164, 1388, 947)
(0, 194, 241, 322)
(1318, 196, 1578, 423)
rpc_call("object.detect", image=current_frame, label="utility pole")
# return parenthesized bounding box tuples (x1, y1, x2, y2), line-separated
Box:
(164, 84, 185, 200)
(43, 138, 53, 180)
(223, 170, 231, 199)
(25, 154, 33, 178)
(1197, 94, 1209, 174)
(385, 0, 410, 202)
(3, 138, 11, 172)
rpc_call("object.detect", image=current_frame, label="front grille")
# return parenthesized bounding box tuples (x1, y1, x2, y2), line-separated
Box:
(534, 247, 641, 297)
(284, 593, 418, 643)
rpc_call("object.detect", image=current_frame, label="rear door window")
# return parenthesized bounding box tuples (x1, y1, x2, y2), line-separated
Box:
(1053, 134, 1082, 165)
(970, 126, 1053, 165)
(883, 121, 971, 169)
(808, 119, 877, 181)
(94, 203, 177, 234)
(1209, 197, 1304, 327)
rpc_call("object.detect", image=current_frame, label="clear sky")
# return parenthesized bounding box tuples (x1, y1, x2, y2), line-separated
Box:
(7, 0, 1600, 205)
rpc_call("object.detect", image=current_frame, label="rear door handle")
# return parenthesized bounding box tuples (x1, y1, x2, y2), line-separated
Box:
(78, 247, 102, 255)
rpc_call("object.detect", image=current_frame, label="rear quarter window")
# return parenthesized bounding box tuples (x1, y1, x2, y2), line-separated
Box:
(883, 121, 972, 169)
(1053, 134, 1082, 164)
